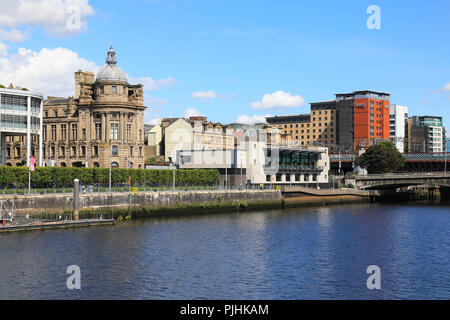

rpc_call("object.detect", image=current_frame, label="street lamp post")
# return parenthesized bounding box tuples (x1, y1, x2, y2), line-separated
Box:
(172, 162, 175, 191)
(445, 151, 447, 173)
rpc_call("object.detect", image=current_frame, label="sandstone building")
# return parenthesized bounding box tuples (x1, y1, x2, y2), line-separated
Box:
(41, 46, 146, 168)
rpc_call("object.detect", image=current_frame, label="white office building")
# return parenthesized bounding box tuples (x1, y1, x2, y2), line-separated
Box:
(389, 104, 408, 153)
(0, 88, 44, 166)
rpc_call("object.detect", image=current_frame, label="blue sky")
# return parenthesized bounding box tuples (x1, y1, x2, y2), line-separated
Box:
(1, 0, 449, 129)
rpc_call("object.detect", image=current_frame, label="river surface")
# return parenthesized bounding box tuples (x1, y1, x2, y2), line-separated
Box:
(0, 203, 449, 299)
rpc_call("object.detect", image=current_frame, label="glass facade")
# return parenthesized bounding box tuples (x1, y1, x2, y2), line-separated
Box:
(265, 149, 322, 173)
(416, 117, 443, 127)
(0, 94, 27, 112)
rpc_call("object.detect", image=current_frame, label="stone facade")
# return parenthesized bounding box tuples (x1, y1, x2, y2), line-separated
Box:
(42, 46, 146, 168)
(148, 116, 236, 164)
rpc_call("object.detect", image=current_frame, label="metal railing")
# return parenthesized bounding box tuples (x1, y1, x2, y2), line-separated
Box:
(0, 184, 221, 196)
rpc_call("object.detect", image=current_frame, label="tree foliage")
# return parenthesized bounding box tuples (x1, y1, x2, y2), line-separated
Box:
(0, 167, 220, 188)
(356, 141, 405, 174)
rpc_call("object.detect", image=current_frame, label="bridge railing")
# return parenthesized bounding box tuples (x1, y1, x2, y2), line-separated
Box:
(329, 153, 450, 161)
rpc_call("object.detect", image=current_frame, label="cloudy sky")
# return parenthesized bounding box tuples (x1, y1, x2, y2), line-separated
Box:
(0, 0, 449, 128)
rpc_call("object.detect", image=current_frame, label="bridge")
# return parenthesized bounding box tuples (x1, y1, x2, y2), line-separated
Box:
(329, 153, 450, 173)
(349, 173, 450, 190)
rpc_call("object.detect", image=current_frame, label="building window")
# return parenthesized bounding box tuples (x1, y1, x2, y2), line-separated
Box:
(82, 128, 86, 140)
(129, 146, 133, 157)
(61, 124, 67, 141)
(93, 145, 99, 156)
(100, 86, 104, 94)
(72, 124, 78, 140)
(126, 123, 132, 140)
(80, 146, 86, 157)
(112, 145, 118, 156)
(139, 130, 142, 141)
(43, 125, 47, 141)
(72, 146, 76, 157)
(15, 146, 21, 158)
(111, 123, 119, 140)
(60, 147, 65, 157)
(112, 85, 117, 94)
(54, 110, 58, 117)
(51, 125, 57, 140)
(139, 147, 142, 157)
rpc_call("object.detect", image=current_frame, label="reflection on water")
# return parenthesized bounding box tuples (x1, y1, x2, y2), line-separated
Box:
(0, 203, 449, 299)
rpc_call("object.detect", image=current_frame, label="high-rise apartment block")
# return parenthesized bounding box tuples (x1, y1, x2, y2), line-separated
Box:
(389, 104, 408, 153)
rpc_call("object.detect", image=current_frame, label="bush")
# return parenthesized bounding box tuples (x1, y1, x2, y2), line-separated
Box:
(0, 166, 220, 188)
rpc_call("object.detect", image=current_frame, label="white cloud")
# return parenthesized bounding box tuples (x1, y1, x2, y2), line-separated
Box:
(250, 91, 305, 109)
(184, 108, 204, 118)
(0, 42, 8, 57)
(235, 114, 271, 125)
(192, 90, 217, 99)
(0, 29, 27, 42)
(130, 76, 177, 91)
(191, 90, 234, 102)
(442, 83, 450, 92)
(0, 47, 98, 96)
(145, 96, 168, 106)
(0, 0, 95, 37)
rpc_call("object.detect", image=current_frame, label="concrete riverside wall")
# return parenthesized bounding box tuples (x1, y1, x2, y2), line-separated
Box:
(0, 190, 283, 215)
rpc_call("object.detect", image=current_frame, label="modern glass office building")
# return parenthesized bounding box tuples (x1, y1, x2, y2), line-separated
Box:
(0, 88, 44, 166)
(410, 116, 445, 153)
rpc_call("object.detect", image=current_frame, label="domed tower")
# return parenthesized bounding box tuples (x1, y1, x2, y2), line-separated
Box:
(95, 45, 129, 104)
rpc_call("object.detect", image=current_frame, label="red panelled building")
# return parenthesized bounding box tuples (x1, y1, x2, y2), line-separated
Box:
(335, 91, 390, 151)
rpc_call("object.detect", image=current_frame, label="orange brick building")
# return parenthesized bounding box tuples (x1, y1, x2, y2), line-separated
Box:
(335, 90, 390, 151)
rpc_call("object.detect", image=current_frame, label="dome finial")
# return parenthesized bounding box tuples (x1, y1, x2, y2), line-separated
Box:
(106, 44, 117, 66)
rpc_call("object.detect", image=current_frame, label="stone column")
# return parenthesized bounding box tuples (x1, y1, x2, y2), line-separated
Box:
(102, 112, 106, 142)
(119, 112, 124, 141)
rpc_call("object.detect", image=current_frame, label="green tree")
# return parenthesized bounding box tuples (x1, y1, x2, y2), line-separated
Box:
(356, 141, 405, 174)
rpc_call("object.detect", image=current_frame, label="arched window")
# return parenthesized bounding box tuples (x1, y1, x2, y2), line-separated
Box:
(94, 162, 100, 167)
(111, 162, 119, 168)
(61, 162, 67, 167)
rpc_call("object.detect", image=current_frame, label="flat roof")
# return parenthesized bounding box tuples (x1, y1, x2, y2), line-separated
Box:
(335, 90, 391, 97)
(310, 100, 336, 110)
(0, 87, 44, 100)
(266, 114, 311, 124)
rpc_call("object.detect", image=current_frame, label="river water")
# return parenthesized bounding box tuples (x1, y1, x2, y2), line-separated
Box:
(0, 203, 449, 299)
